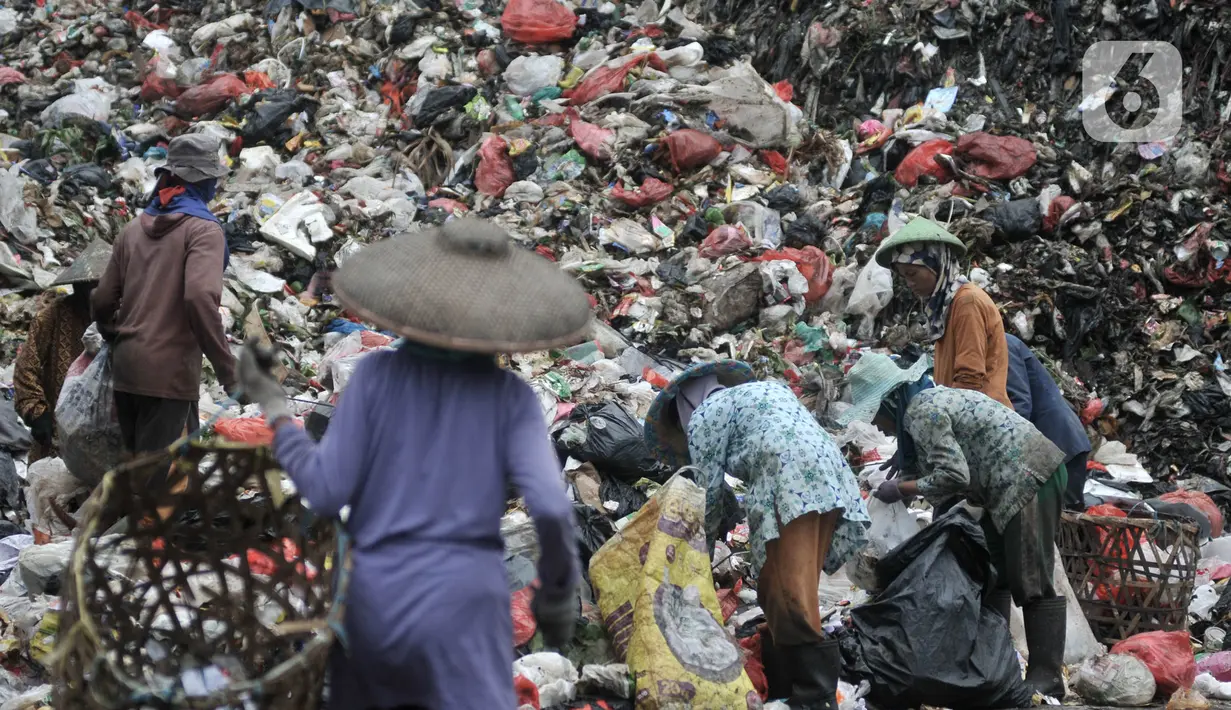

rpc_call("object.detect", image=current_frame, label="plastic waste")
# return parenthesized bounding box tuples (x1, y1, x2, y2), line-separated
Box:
(511, 653, 579, 707)
(664, 129, 722, 171)
(476, 136, 516, 198)
(895, 139, 954, 187)
(1111, 631, 1197, 696)
(1072, 654, 1157, 706)
(54, 346, 123, 486)
(504, 55, 566, 96)
(501, 0, 578, 44)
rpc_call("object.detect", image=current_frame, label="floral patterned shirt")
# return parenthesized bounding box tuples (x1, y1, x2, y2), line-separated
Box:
(687, 381, 869, 574)
(904, 387, 1066, 532)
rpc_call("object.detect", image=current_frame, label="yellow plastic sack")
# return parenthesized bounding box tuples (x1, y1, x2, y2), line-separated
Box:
(589, 475, 760, 710)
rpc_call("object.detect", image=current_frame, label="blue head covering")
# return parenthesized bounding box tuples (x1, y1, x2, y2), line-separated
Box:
(145, 176, 229, 269)
(880, 374, 935, 477)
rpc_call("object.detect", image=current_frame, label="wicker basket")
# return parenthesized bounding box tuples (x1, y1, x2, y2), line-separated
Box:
(1057, 512, 1199, 646)
(52, 442, 351, 709)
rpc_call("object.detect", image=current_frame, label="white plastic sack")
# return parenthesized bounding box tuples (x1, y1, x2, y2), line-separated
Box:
(1071, 654, 1156, 706)
(25, 457, 89, 537)
(504, 55, 565, 96)
(55, 345, 123, 485)
(845, 260, 894, 338)
(0, 167, 47, 245)
(865, 497, 918, 557)
(1008, 545, 1102, 666)
(512, 652, 578, 707)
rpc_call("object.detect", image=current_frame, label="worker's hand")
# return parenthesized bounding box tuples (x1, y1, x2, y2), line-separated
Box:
(30, 412, 53, 446)
(877, 451, 901, 480)
(873, 480, 904, 504)
(239, 339, 292, 424)
(533, 591, 577, 649)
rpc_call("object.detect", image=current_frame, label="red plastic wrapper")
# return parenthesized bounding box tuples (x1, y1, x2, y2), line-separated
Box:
(511, 585, 538, 646)
(611, 177, 672, 207)
(895, 139, 955, 187)
(569, 53, 663, 105)
(243, 70, 276, 90)
(1111, 631, 1196, 695)
(214, 417, 276, 446)
(955, 132, 1038, 181)
(1081, 398, 1105, 425)
(717, 579, 743, 622)
(752, 246, 833, 303)
(1043, 195, 1077, 233)
(699, 224, 754, 258)
(1159, 489, 1224, 535)
(759, 149, 788, 177)
(475, 135, 515, 197)
(664, 128, 721, 172)
(175, 73, 250, 117)
(568, 114, 615, 161)
(773, 80, 793, 102)
(501, 0, 577, 44)
(514, 675, 540, 709)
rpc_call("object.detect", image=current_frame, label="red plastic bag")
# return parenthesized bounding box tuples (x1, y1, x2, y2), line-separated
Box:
(511, 585, 538, 646)
(568, 115, 615, 161)
(773, 80, 793, 102)
(1085, 503, 1144, 602)
(895, 139, 955, 187)
(1043, 195, 1076, 233)
(611, 177, 672, 207)
(569, 54, 661, 105)
(175, 73, 250, 117)
(664, 128, 721, 172)
(752, 246, 833, 303)
(742, 632, 769, 701)
(141, 73, 181, 102)
(1160, 489, 1224, 535)
(514, 675, 541, 709)
(501, 0, 577, 44)
(759, 150, 788, 177)
(955, 132, 1038, 181)
(215, 417, 276, 446)
(243, 70, 277, 90)
(475, 135, 515, 197)
(699, 224, 754, 258)
(1111, 631, 1196, 695)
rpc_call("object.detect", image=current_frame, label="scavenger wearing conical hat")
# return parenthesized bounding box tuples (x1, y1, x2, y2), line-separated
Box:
(52, 239, 112, 287)
(332, 219, 592, 354)
(873, 217, 966, 269)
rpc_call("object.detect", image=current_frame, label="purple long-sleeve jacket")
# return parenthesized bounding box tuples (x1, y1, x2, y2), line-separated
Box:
(272, 348, 579, 710)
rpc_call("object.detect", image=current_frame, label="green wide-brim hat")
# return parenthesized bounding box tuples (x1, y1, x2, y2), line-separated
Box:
(873, 217, 967, 269)
(644, 360, 757, 469)
(51, 239, 112, 287)
(835, 352, 931, 427)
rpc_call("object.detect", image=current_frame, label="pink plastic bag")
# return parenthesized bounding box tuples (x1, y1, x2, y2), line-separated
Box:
(568, 115, 615, 161)
(501, 0, 577, 44)
(1111, 631, 1196, 696)
(699, 224, 753, 258)
(475, 135, 515, 197)
(1197, 651, 1231, 682)
(611, 177, 672, 207)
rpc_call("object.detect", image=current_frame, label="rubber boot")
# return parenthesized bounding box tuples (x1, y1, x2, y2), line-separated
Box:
(782, 639, 842, 710)
(984, 588, 1012, 621)
(761, 630, 792, 701)
(1022, 596, 1067, 698)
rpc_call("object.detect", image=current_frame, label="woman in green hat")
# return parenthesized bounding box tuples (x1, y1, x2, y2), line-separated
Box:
(874, 218, 1011, 408)
(838, 352, 1068, 698)
(645, 361, 869, 710)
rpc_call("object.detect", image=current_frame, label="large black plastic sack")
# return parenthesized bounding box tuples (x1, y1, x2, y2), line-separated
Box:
(844, 510, 1032, 709)
(554, 403, 669, 483)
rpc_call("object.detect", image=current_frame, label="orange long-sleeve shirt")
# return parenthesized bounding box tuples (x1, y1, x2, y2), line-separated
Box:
(932, 283, 1011, 407)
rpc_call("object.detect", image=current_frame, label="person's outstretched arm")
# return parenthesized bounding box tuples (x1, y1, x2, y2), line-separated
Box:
(504, 378, 578, 602)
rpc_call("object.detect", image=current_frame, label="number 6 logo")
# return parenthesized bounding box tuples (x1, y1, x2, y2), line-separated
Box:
(1081, 41, 1183, 144)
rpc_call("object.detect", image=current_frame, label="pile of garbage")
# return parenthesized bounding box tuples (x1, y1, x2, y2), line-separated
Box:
(0, 0, 1227, 704)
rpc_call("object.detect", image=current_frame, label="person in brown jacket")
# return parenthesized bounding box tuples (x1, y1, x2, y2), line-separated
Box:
(92, 134, 238, 456)
(873, 218, 1011, 407)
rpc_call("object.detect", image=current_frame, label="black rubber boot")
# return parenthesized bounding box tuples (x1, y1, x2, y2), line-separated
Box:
(782, 639, 842, 710)
(1023, 596, 1068, 698)
(984, 588, 1012, 621)
(760, 630, 792, 701)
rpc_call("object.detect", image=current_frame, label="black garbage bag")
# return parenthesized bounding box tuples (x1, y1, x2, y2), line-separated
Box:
(414, 85, 478, 127)
(844, 510, 1032, 710)
(573, 503, 616, 576)
(983, 199, 1041, 241)
(598, 475, 647, 518)
(242, 89, 317, 146)
(554, 403, 669, 483)
(784, 213, 826, 248)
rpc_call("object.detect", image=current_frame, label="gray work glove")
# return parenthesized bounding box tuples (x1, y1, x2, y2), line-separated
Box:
(239, 339, 292, 424)
(873, 480, 904, 504)
(532, 591, 578, 649)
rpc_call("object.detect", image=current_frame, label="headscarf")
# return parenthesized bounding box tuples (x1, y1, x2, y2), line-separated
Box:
(675, 374, 726, 431)
(145, 176, 230, 270)
(878, 372, 935, 478)
(891, 242, 967, 342)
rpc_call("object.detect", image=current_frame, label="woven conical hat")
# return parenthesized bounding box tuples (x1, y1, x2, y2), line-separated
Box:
(333, 219, 592, 353)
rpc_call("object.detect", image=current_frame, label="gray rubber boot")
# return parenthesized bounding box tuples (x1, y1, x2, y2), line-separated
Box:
(1023, 596, 1067, 698)
(782, 639, 842, 710)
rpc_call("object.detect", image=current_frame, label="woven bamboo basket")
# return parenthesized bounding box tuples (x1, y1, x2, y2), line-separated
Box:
(1057, 512, 1199, 646)
(51, 442, 351, 709)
